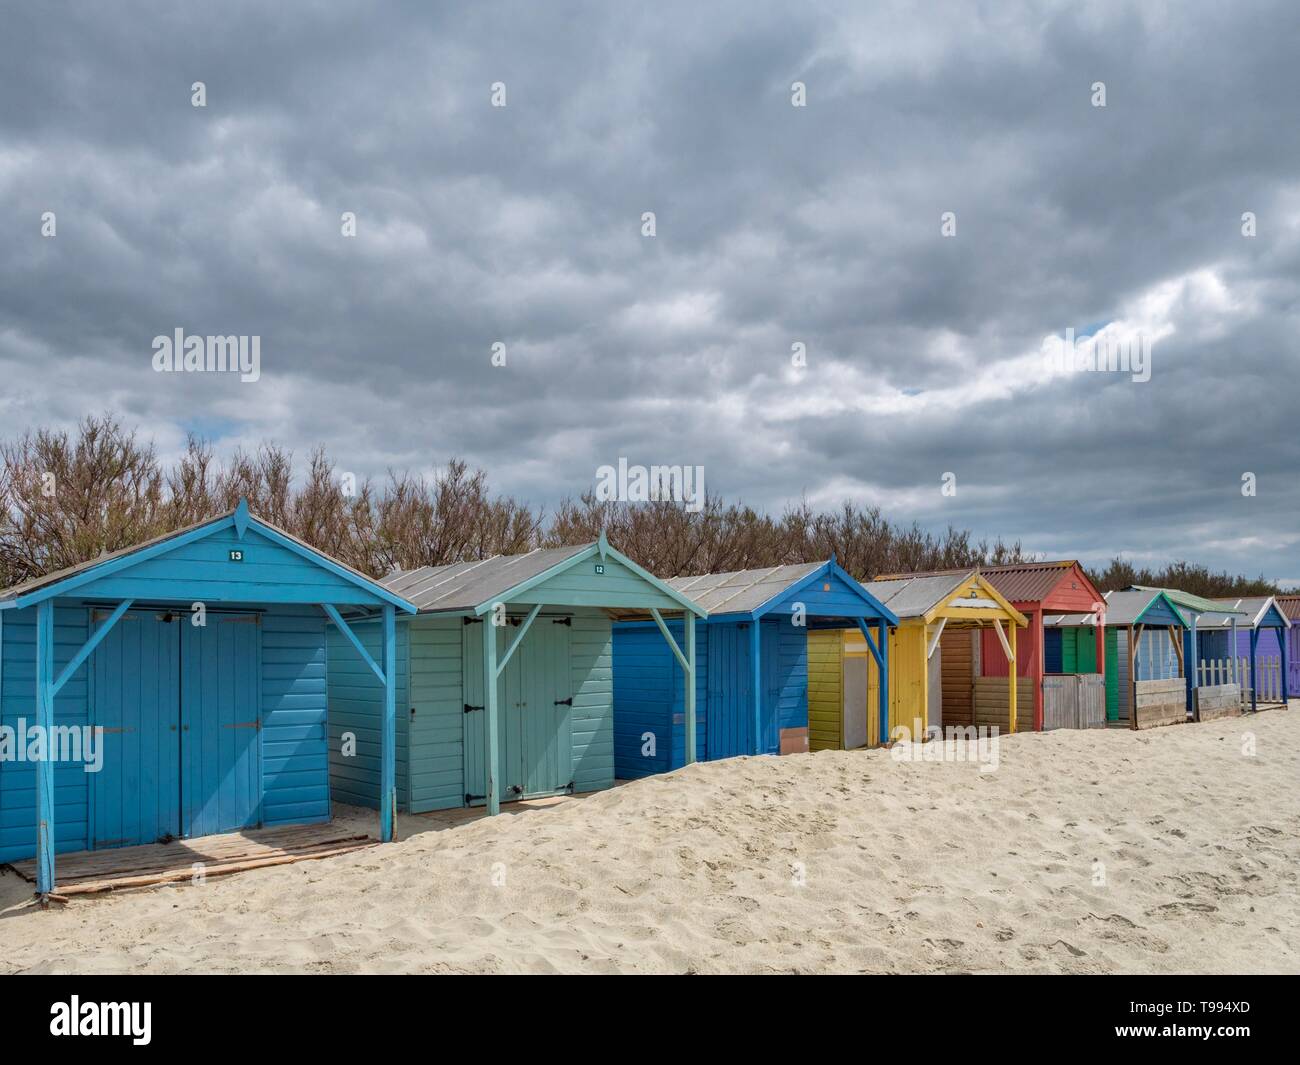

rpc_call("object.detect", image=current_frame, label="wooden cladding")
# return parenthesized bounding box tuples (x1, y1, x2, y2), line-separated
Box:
(1193, 684, 1242, 722)
(1132, 678, 1186, 730)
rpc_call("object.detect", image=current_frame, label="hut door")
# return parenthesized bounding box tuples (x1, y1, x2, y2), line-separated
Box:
(842, 657, 869, 749)
(180, 615, 262, 837)
(518, 619, 573, 799)
(462, 622, 512, 806)
(706, 625, 751, 760)
(91, 612, 182, 849)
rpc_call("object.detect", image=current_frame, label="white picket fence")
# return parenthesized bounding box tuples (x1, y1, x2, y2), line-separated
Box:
(1198, 655, 1285, 703)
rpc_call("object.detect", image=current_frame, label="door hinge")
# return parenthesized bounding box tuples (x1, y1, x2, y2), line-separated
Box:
(409, 707, 416, 719)
(223, 720, 261, 730)
(552, 617, 572, 626)
(465, 793, 486, 803)
(554, 697, 573, 706)
(463, 617, 482, 625)
(463, 703, 484, 714)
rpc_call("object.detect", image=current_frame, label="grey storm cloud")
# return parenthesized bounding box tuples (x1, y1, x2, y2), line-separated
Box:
(1, 1, 1298, 579)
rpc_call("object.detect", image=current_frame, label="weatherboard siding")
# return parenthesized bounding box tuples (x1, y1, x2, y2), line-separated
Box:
(406, 616, 465, 812)
(612, 619, 708, 778)
(63, 525, 384, 606)
(327, 620, 411, 811)
(260, 606, 333, 827)
(0, 605, 92, 862)
(570, 610, 615, 794)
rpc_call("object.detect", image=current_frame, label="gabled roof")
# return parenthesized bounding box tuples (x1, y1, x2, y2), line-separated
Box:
(384, 545, 591, 612)
(1130, 585, 1245, 616)
(0, 500, 417, 613)
(667, 562, 822, 615)
(1129, 587, 1289, 629)
(381, 534, 705, 618)
(876, 560, 1100, 609)
(1276, 594, 1300, 622)
(860, 569, 1026, 626)
(1047, 589, 1195, 629)
(665, 559, 899, 624)
(1207, 596, 1291, 629)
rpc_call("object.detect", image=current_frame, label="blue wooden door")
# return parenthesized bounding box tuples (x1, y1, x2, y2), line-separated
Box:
(706, 624, 751, 759)
(91, 611, 181, 848)
(760, 620, 782, 754)
(181, 614, 262, 837)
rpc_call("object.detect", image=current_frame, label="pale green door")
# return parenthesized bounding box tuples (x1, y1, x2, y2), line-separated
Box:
(463, 617, 573, 805)
(518, 619, 572, 799)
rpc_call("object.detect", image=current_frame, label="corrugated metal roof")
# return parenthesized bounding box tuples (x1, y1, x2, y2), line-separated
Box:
(1276, 594, 1300, 621)
(381, 544, 592, 613)
(859, 572, 970, 619)
(666, 562, 823, 616)
(1130, 585, 1242, 616)
(875, 560, 1083, 605)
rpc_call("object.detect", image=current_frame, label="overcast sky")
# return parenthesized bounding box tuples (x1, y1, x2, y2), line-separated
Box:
(2, 2, 1298, 581)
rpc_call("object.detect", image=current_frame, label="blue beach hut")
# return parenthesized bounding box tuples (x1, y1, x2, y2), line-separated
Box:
(0, 500, 416, 900)
(612, 560, 899, 779)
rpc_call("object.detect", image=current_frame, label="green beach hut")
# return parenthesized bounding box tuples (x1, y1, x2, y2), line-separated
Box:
(327, 535, 704, 816)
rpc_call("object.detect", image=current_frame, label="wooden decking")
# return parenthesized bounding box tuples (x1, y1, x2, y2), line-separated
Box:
(6, 823, 377, 897)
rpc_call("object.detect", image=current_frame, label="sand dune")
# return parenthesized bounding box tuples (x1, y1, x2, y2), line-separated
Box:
(3, 708, 1298, 974)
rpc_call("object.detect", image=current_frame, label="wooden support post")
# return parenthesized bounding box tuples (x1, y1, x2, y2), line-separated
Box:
(484, 611, 500, 815)
(1250, 628, 1260, 712)
(1032, 610, 1045, 731)
(1093, 614, 1105, 682)
(750, 620, 762, 754)
(36, 600, 56, 897)
(1281, 625, 1290, 703)
(1008, 620, 1018, 734)
(1127, 623, 1137, 730)
(380, 604, 396, 842)
(684, 612, 697, 764)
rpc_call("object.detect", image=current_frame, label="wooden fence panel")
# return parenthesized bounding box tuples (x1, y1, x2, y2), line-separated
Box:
(1078, 673, 1106, 729)
(1042, 675, 1075, 730)
(1133, 678, 1186, 730)
(1194, 683, 1241, 722)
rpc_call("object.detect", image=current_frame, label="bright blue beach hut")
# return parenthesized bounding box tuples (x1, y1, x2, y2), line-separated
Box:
(0, 500, 416, 900)
(612, 560, 899, 779)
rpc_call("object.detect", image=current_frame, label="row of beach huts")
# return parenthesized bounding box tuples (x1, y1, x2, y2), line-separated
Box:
(0, 500, 1294, 896)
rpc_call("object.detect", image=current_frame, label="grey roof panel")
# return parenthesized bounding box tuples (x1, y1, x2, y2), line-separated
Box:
(666, 562, 824, 615)
(859, 572, 971, 619)
(381, 544, 592, 612)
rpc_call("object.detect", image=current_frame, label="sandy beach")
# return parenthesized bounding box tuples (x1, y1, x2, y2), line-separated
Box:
(3, 708, 1298, 974)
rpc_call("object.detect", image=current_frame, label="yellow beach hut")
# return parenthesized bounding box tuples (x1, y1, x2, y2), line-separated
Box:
(808, 569, 1028, 748)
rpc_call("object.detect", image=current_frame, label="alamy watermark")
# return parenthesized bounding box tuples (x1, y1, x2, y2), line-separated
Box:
(152, 328, 261, 382)
(1041, 328, 1151, 383)
(889, 724, 1000, 773)
(0, 719, 103, 772)
(595, 458, 705, 513)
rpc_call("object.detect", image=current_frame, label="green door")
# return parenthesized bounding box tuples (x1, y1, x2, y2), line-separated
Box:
(518, 619, 572, 799)
(463, 617, 573, 806)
